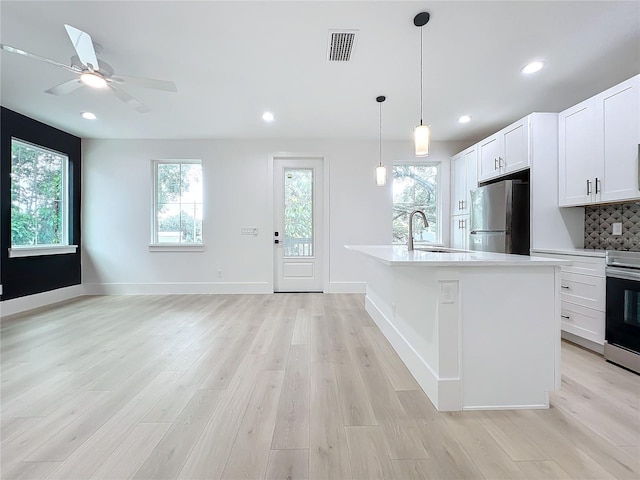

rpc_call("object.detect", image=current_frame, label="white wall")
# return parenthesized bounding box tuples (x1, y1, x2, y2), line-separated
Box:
(82, 138, 464, 294)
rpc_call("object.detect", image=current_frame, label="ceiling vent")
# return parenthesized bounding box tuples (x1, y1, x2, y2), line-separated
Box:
(327, 30, 358, 62)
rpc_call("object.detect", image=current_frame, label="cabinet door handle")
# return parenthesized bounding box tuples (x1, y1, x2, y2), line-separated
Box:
(462, 219, 466, 229)
(498, 156, 504, 168)
(461, 200, 465, 210)
(586, 179, 591, 195)
(561, 314, 571, 320)
(595, 177, 600, 194)
(494, 158, 498, 170)
(561, 285, 570, 290)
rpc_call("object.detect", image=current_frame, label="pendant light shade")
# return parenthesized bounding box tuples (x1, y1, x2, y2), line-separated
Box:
(414, 124, 431, 157)
(414, 12, 431, 157)
(376, 165, 386, 186)
(376, 95, 387, 186)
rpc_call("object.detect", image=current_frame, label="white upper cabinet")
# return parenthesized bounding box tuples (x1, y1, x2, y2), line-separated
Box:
(599, 76, 640, 202)
(451, 145, 478, 215)
(559, 75, 640, 206)
(477, 117, 530, 183)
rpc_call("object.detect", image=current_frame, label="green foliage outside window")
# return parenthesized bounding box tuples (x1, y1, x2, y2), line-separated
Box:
(11, 139, 66, 246)
(155, 162, 203, 243)
(393, 164, 439, 244)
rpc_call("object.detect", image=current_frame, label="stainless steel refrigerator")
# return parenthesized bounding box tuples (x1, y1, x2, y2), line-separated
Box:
(469, 180, 530, 255)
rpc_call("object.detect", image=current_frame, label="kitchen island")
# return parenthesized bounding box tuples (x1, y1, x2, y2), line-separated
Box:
(346, 245, 568, 411)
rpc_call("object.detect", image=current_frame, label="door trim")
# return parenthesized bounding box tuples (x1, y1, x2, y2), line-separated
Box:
(269, 152, 330, 293)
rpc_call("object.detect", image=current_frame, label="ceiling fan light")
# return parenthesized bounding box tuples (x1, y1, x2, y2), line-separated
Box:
(80, 72, 107, 89)
(414, 124, 430, 157)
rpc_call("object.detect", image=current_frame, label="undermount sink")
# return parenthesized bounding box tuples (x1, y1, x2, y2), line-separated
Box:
(413, 247, 467, 253)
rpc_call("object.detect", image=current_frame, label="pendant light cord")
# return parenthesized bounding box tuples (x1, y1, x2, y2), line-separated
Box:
(420, 25, 423, 126)
(379, 100, 382, 167)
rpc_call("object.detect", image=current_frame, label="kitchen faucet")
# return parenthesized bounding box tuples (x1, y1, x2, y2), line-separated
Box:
(408, 210, 428, 251)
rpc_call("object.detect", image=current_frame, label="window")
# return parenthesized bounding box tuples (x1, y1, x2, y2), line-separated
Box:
(10, 138, 71, 252)
(392, 163, 441, 245)
(152, 160, 203, 246)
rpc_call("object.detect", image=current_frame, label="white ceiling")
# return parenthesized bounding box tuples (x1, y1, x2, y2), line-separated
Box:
(1, 1, 639, 143)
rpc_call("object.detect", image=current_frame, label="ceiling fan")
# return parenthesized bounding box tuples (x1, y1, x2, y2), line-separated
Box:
(0, 24, 177, 113)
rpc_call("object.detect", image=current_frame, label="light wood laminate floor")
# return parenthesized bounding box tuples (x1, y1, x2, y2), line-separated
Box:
(1, 293, 639, 480)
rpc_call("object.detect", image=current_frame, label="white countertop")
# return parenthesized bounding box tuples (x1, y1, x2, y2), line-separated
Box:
(531, 248, 606, 258)
(346, 245, 570, 267)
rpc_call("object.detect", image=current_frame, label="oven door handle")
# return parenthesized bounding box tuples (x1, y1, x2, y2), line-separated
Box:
(606, 267, 640, 282)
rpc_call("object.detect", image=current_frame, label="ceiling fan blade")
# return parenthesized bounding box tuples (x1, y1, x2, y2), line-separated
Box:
(109, 84, 151, 113)
(110, 75, 177, 92)
(64, 24, 99, 71)
(45, 79, 84, 95)
(0, 44, 80, 74)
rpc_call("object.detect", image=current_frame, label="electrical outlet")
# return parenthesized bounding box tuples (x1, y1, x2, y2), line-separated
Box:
(612, 222, 622, 236)
(218, 270, 223, 278)
(241, 227, 259, 236)
(441, 283, 456, 304)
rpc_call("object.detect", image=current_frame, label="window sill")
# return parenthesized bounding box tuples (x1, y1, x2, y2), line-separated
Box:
(8, 245, 78, 258)
(148, 244, 206, 252)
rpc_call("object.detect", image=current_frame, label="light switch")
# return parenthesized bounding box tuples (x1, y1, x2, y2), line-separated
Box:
(241, 227, 259, 236)
(612, 222, 622, 236)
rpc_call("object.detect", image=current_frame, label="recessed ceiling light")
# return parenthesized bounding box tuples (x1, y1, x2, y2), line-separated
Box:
(262, 112, 274, 122)
(521, 61, 544, 75)
(80, 72, 108, 89)
(81, 112, 97, 120)
(458, 115, 471, 124)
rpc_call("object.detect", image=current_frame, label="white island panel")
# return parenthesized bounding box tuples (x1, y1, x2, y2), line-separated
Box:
(348, 245, 564, 412)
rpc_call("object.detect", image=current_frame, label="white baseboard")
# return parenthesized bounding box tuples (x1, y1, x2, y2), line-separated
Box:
(83, 282, 272, 295)
(327, 281, 366, 293)
(1, 284, 86, 318)
(561, 330, 604, 354)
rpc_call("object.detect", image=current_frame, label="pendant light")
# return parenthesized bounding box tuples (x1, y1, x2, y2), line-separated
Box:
(376, 95, 387, 186)
(414, 11, 431, 157)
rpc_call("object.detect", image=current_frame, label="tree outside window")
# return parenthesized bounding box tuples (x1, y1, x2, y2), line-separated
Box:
(154, 161, 203, 244)
(393, 164, 440, 245)
(11, 139, 68, 247)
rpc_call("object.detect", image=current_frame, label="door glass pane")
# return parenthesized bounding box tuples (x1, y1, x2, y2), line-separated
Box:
(284, 168, 313, 257)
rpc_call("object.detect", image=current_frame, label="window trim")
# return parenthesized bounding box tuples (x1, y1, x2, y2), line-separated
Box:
(9, 137, 71, 256)
(150, 159, 204, 249)
(8, 245, 78, 258)
(392, 161, 443, 246)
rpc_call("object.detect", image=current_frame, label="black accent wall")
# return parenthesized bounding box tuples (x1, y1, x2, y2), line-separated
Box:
(1, 107, 82, 301)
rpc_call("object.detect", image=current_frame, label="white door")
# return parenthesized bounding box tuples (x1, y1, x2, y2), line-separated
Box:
(274, 158, 323, 292)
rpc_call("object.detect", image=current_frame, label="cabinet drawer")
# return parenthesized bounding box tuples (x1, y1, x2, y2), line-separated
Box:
(532, 252, 605, 276)
(560, 272, 606, 311)
(560, 302, 605, 345)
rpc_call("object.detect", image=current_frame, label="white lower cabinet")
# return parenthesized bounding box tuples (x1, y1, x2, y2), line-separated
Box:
(532, 250, 606, 351)
(560, 302, 606, 346)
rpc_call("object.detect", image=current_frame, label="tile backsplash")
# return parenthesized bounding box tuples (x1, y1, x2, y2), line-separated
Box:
(584, 202, 640, 251)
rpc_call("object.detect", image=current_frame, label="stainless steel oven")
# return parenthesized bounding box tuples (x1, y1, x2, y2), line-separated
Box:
(605, 251, 640, 374)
